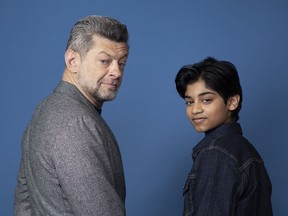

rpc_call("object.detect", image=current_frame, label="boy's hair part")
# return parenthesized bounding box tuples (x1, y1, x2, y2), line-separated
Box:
(175, 57, 243, 122)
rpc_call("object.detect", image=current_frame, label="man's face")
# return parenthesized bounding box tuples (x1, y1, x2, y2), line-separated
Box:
(184, 80, 234, 132)
(76, 35, 128, 106)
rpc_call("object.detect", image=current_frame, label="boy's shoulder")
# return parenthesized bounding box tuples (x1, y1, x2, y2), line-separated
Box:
(214, 132, 263, 166)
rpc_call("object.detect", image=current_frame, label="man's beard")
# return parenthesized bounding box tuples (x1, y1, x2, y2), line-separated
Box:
(78, 73, 120, 103)
(97, 90, 117, 102)
(93, 85, 119, 102)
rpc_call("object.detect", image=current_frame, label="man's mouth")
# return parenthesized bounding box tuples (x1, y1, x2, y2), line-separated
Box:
(102, 81, 119, 89)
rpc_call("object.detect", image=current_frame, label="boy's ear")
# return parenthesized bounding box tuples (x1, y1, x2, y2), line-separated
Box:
(227, 95, 240, 111)
(64, 49, 80, 73)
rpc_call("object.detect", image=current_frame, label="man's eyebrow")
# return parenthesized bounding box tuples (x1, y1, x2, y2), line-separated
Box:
(98, 51, 128, 59)
(97, 51, 111, 56)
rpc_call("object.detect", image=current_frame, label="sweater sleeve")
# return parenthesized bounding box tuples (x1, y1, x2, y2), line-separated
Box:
(47, 115, 125, 216)
(14, 157, 32, 216)
(14, 127, 32, 216)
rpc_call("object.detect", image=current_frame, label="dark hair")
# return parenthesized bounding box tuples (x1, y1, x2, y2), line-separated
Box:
(66, 15, 129, 57)
(175, 57, 243, 122)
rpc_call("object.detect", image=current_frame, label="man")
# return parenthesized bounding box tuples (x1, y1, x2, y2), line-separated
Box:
(14, 15, 129, 216)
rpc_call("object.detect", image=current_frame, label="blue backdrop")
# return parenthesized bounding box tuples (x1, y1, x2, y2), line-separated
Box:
(1, 0, 287, 215)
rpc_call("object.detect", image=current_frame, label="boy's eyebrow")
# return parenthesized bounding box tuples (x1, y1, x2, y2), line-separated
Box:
(199, 91, 216, 96)
(185, 91, 216, 99)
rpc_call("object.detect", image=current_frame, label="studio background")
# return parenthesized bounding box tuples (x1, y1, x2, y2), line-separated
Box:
(1, 0, 287, 215)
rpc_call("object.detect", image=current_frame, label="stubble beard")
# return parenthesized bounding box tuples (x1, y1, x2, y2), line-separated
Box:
(78, 76, 119, 104)
(96, 88, 118, 102)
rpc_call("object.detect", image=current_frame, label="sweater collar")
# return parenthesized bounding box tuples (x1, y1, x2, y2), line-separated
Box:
(54, 81, 102, 115)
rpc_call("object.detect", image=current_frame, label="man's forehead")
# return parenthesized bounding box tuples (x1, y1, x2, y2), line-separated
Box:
(92, 36, 128, 54)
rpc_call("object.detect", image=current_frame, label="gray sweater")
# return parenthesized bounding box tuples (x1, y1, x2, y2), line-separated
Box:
(14, 81, 126, 216)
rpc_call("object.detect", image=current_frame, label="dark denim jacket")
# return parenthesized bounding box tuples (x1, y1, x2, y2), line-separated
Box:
(183, 123, 273, 216)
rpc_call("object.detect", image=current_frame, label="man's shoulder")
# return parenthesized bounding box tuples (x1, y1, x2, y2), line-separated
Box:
(31, 89, 99, 131)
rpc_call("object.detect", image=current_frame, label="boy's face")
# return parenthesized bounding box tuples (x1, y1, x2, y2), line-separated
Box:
(184, 80, 237, 132)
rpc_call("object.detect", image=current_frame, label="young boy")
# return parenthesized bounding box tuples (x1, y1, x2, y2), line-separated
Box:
(175, 57, 273, 216)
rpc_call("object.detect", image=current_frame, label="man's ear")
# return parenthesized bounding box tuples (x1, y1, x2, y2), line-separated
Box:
(227, 95, 240, 111)
(64, 49, 80, 73)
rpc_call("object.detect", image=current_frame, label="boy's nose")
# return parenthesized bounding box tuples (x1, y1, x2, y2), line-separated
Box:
(192, 103, 203, 114)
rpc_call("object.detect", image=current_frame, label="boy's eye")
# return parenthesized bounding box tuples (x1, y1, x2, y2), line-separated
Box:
(185, 101, 194, 106)
(202, 98, 212, 104)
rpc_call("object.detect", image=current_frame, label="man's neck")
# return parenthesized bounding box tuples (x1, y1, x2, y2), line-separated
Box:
(62, 69, 103, 109)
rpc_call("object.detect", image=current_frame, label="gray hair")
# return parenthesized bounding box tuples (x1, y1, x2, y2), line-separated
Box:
(66, 15, 129, 57)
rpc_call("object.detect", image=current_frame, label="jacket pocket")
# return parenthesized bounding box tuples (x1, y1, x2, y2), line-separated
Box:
(183, 172, 196, 216)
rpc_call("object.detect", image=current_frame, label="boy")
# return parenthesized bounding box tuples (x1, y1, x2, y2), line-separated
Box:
(175, 57, 273, 216)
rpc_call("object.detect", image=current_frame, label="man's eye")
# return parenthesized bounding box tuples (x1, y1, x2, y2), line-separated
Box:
(118, 62, 126, 70)
(100, 59, 110, 64)
(119, 61, 126, 68)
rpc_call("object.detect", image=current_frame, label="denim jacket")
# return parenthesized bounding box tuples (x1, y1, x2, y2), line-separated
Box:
(183, 123, 273, 216)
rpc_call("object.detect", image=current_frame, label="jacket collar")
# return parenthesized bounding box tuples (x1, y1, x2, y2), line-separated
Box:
(192, 123, 243, 158)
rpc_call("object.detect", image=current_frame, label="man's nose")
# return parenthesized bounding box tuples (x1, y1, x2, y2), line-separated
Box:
(109, 61, 122, 78)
